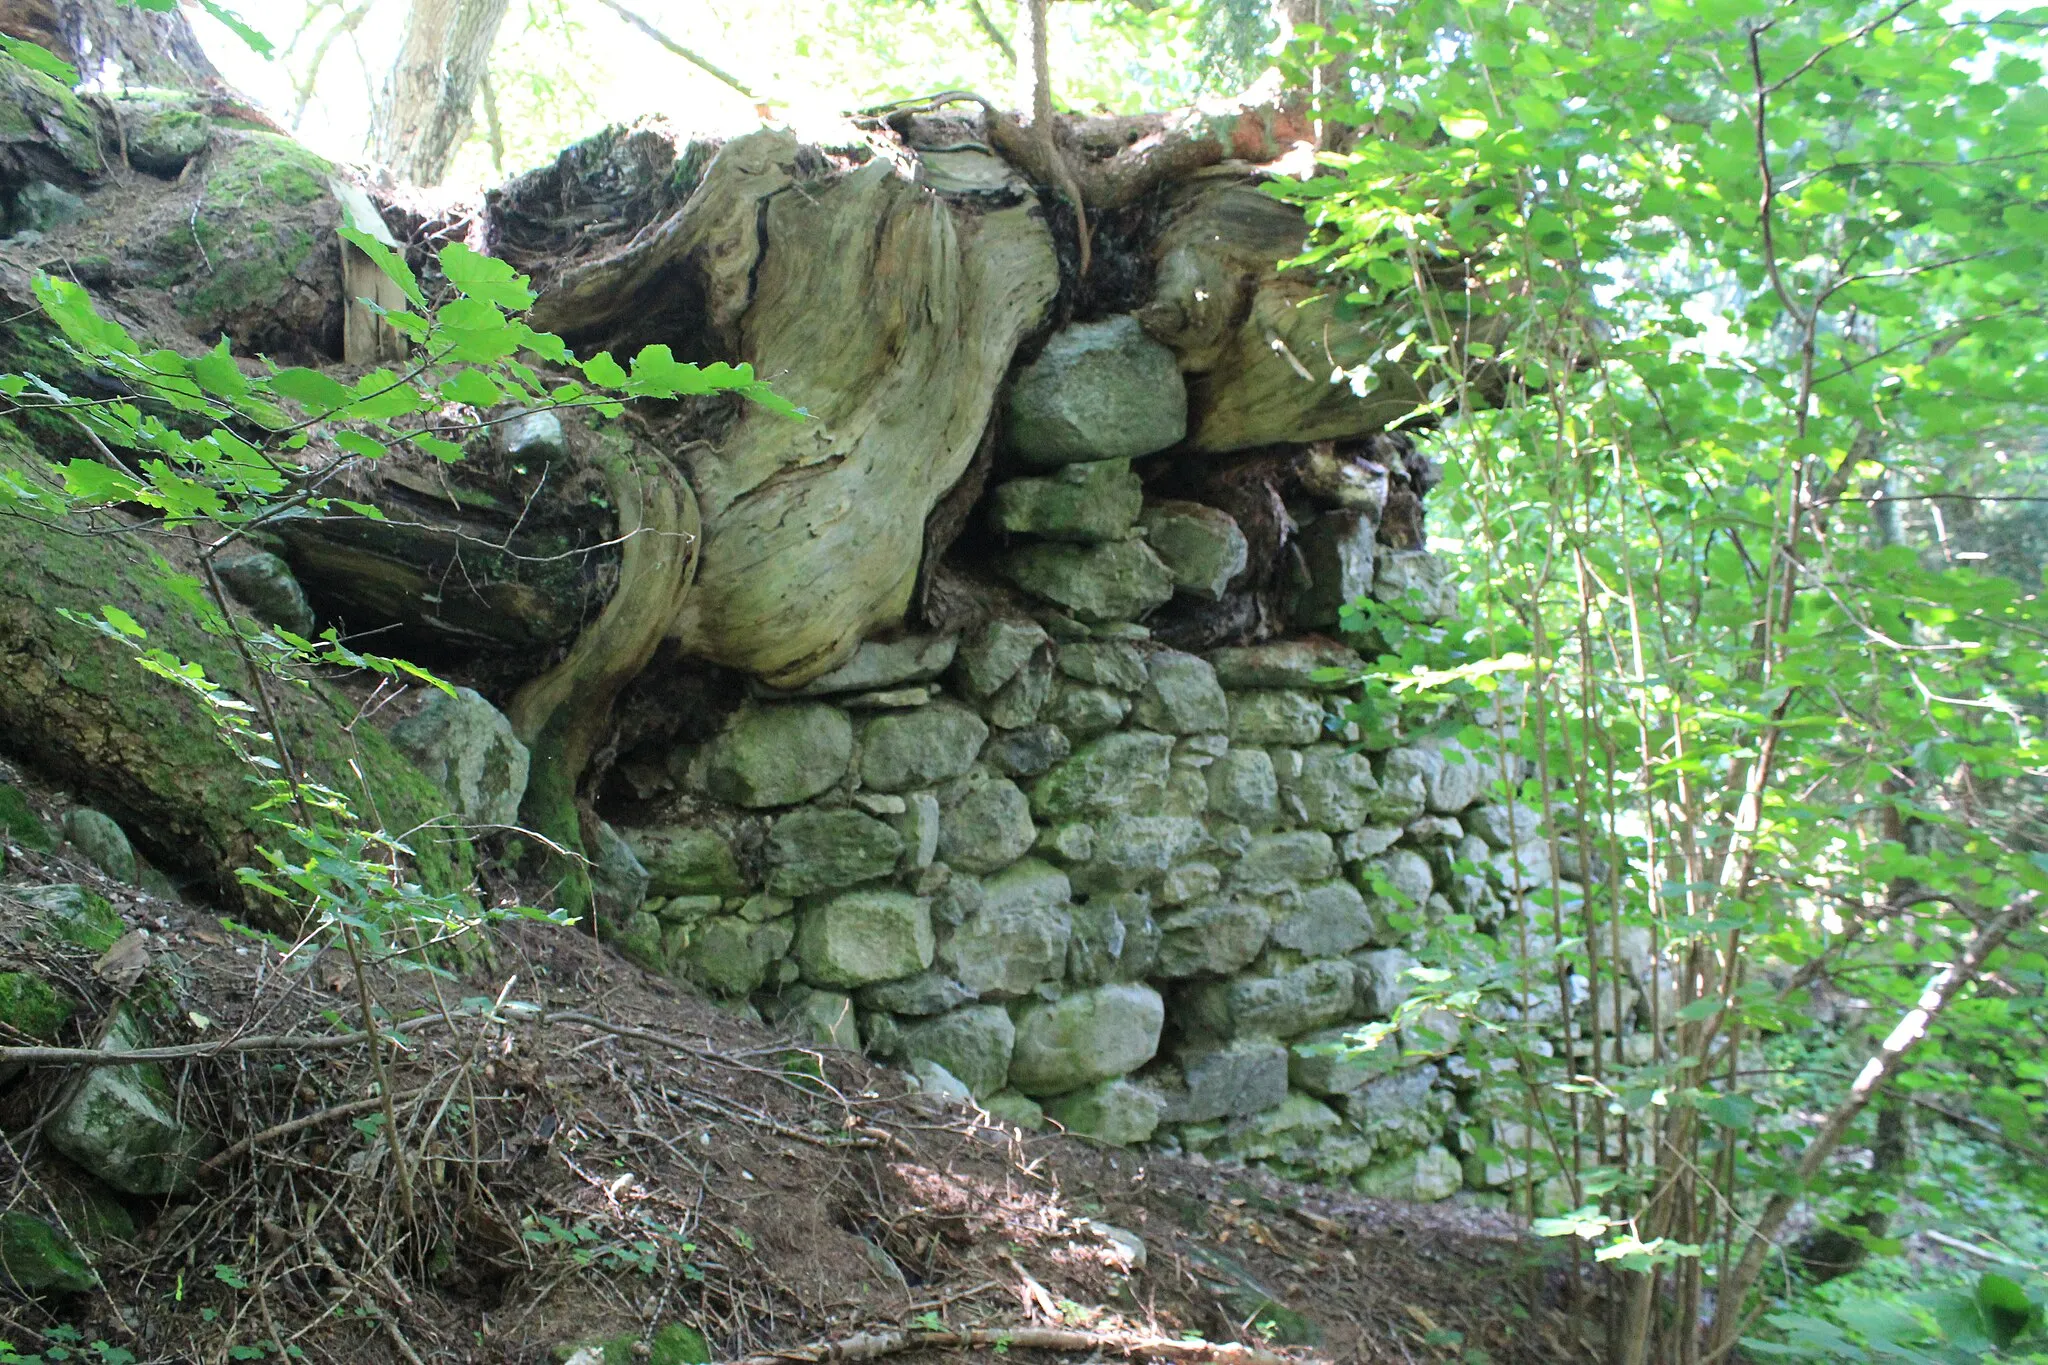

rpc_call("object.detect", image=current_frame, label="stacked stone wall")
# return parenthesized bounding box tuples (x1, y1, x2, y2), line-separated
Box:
(589, 311, 1658, 1206)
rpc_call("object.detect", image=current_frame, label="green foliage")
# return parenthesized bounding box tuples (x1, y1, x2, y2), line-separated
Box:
(1282, 0, 2048, 1356)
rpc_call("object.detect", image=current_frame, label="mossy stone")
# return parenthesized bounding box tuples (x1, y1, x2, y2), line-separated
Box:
(62, 808, 137, 884)
(0, 971, 73, 1041)
(795, 888, 933, 988)
(702, 704, 853, 807)
(764, 807, 902, 896)
(177, 133, 336, 327)
(0, 53, 102, 177)
(858, 700, 988, 793)
(0, 784, 53, 850)
(16, 884, 124, 954)
(626, 826, 748, 898)
(0, 1211, 96, 1292)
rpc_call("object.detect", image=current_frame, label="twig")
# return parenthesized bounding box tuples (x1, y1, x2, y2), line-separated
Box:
(0, 1030, 385, 1069)
(592, 0, 761, 104)
(719, 1326, 1310, 1365)
(961, 0, 1015, 63)
(205, 1083, 434, 1168)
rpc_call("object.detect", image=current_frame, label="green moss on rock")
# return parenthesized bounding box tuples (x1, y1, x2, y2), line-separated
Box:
(0, 1211, 96, 1292)
(0, 971, 73, 1041)
(0, 54, 102, 177)
(0, 783, 54, 850)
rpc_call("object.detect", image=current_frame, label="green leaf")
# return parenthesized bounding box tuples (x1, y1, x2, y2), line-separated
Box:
(438, 369, 503, 407)
(1440, 112, 1489, 139)
(195, 0, 272, 55)
(59, 459, 141, 503)
(270, 367, 354, 412)
(1975, 1273, 2038, 1348)
(0, 33, 78, 83)
(338, 226, 426, 310)
(438, 243, 534, 311)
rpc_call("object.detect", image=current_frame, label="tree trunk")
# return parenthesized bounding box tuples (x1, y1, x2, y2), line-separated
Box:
(0, 0, 220, 90)
(368, 0, 510, 186)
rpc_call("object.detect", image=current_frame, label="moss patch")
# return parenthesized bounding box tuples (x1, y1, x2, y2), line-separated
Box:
(0, 783, 54, 850)
(0, 1211, 96, 1292)
(0, 53, 102, 177)
(0, 971, 73, 1040)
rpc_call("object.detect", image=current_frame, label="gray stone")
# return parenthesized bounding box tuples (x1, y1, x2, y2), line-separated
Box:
(860, 700, 988, 792)
(1289, 1026, 1393, 1096)
(1338, 826, 1403, 862)
(1352, 948, 1418, 1017)
(1232, 830, 1338, 893)
(1045, 1077, 1165, 1145)
(909, 1059, 976, 1103)
(682, 916, 794, 997)
(1042, 681, 1131, 738)
(1288, 744, 1381, 833)
(765, 808, 903, 896)
(843, 687, 933, 709)
(857, 969, 977, 1016)
(1065, 893, 1135, 985)
(1034, 821, 1096, 864)
(1159, 860, 1221, 905)
(1215, 1092, 1343, 1166)
(1372, 550, 1459, 622)
(589, 820, 651, 922)
(1341, 1063, 1451, 1152)
(778, 988, 861, 1048)
(703, 704, 853, 807)
(1299, 445, 1390, 515)
(776, 634, 958, 697)
(1185, 959, 1355, 1040)
(983, 1090, 1045, 1128)
(626, 826, 748, 898)
(387, 686, 531, 829)
(1138, 501, 1248, 600)
(937, 859, 1073, 997)
(1487, 839, 1554, 896)
(1407, 815, 1465, 842)
(61, 810, 137, 885)
(1205, 749, 1279, 828)
(1154, 899, 1269, 977)
(1371, 747, 1434, 822)
(795, 889, 934, 988)
(1162, 1038, 1289, 1122)
(1031, 731, 1174, 820)
(937, 775, 1036, 874)
(1000, 540, 1176, 624)
(956, 620, 1051, 697)
(218, 552, 317, 637)
(7, 180, 86, 234)
(1227, 690, 1324, 746)
(1270, 879, 1376, 956)
(989, 460, 1143, 542)
(1134, 651, 1228, 734)
(899, 1004, 1015, 1098)
(1465, 801, 1542, 850)
(49, 1012, 216, 1195)
(1005, 315, 1187, 466)
(892, 793, 941, 871)
(1007, 983, 1165, 1095)
(1358, 848, 1434, 910)
(1209, 640, 1366, 690)
(1356, 1144, 1462, 1201)
(118, 93, 212, 175)
(1294, 511, 1378, 628)
(1420, 737, 1493, 813)
(985, 648, 1054, 727)
(493, 408, 568, 461)
(983, 723, 1071, 777)
(656, 894, 726, 925)
(1057, 641, 1147, 691)
(1070, 814, 1205, 894)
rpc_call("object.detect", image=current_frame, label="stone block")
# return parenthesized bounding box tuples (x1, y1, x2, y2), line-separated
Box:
(49, 1012, 216, 1195)
(1042, 681, 1131, 738)
(1162, 1038, 1289, 1122)
(1000, 540, 1176, 624)
(956, 619, 1049, 697)
(857, 969, 977, 1016)
(1293, 510, 1377, 628)
(1007, 983, 1165, 1095)
(983, 723, 1071, 777)
(1355, 1144, 1462, 1201)
(218, 551, 317, 637)
(61, 809, 137, 885)
(899, 1004, 1016, 1099)
(989, 459, 1143, 541)
(1031, 731, 1174, 820)
(703, 703, 853, 807)
(1045, 1078, 1165, 1146)
(683, 916, 795, 997)
(936, 775, 1036, 874)
(1138, 501, 1247, 600)
(778, 988, 861, 1049)
(860, 700, 988, 792)
(985, 647, 1054, 727)
(1227, 690, 1324, 745)
(1209, 640, 1365, 690)
(1057, 640, 1148, 691)
(1288, 1026, 1397, 1096)
(1134, 650, 1228, 733)
(1004, 315, 1187, 466)
(1352, 948, 1418, 1018)
(1151, 894, 1271, 980)
(765, 807, 903, 896)
(1231, 830, 1338, 892)
(1372, 550, 1459, 622)
(795, 889, 934, 988)
(1069, 814, 1204, 894)
(626, 826, 748, 898)
(936, 858, 1073, 998)
(1184, 960, 1355, 1040)
(1270, 879, 1376, 956)
(388, 687, 531, 829)
(1289, 744, 1380, 833)
(1205, 749, 1279, 828)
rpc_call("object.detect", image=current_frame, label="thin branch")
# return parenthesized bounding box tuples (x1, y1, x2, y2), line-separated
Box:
(591, 0, 760, 104)
(961, 0, 1016, 64)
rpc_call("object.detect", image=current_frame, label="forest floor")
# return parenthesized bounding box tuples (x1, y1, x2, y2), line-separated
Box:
(0, 772, 1594, 1365)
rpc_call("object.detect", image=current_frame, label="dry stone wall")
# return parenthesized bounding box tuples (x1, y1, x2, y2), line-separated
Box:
(586, 310, 1639, 1208)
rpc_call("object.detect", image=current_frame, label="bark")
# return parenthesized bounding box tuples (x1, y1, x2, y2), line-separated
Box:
(0, 0, 220, 91)
(369, 0, 510, 186)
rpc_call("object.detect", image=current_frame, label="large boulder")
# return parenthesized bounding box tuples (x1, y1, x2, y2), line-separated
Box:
(795, 888, 934, 987)
(859, 700, 988, 792)
(999, 540, 1176, 624)
(988, 460, 1144, 541)
(388, 687, 532, 829)
(702, 704, 853, 807)
(217, 551, 317, 637)
(61, 809, 137, 885)
(765, 807, 903, 896)
(1007, 984, 1165, 1096)
(1005, 315, 1187, 466)
(899, 1005, 1016, 1099)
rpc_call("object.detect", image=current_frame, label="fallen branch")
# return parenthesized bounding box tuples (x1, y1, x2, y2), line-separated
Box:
(206, 1084, 435, 1169)
(592, 0, 762, 105)
(0, 1030, 381, 1068)
(721, 1326, 1315, 1365)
